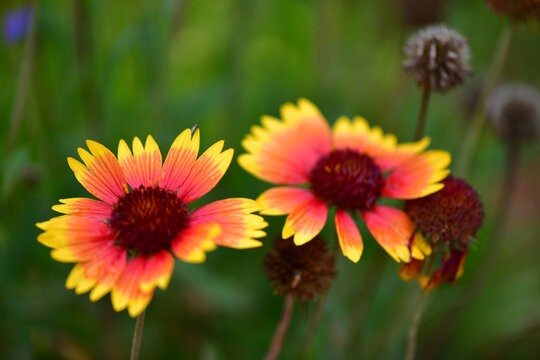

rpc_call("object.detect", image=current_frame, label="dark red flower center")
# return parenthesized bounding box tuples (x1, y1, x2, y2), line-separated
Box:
(109, 186, 189, 256)
(309, 149, 384, 211)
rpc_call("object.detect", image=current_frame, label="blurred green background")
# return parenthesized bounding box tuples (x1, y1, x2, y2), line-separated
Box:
(1, 0, 539, 359)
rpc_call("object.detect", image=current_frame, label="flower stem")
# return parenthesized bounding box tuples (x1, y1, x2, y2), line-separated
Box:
(456, 23, 514, 177)
(404, 256, 435, 360)
(130, 310, 146, 360)
(414, 84, 431, 141)
(264, 294, 295, 360)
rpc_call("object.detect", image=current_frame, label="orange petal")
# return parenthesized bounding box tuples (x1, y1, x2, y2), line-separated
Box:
(171, 222, 221, 263)
(111, 254, 175, 317)
(239, 98, 331, 185)
(68, 140, 126, 204)
(160, 128, 200, 191)
(382, 150, 451, 199)
(335, 209, 363, 263)
(190, 198, 267, 249)
(176, 140, 233, 203)
(362, 205, 414, 262)
(282, 198, 328, 246)
(52, 198, 113, 219)
(118, 135, 162, 188)
(66, 246, 127, 301)
(257, 187, 315, 215)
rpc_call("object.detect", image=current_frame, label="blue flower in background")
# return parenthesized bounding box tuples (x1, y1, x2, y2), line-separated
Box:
(3, 6, 33, 44)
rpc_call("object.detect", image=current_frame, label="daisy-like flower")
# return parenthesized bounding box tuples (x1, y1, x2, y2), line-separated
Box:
(239, 99, 450, 263)
(37, 129, 267, 317)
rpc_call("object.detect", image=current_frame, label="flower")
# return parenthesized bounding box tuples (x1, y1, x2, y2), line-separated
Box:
(37, 129, 267, 317)
(264, 236, 335, 301)
(3, 6, 33, 44)
(400, 176, 484, 289)
(403, 25, 471, 92)
(486, 0, 540, 21)
(239, 99, 450, 263)
(487, 83, 540, 146)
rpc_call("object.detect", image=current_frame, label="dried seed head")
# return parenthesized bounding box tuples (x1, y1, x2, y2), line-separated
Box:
(486, 0, 540, 21)
(263, 237, 335, 302)
(487, 83, 540, 145)
(403, 25, 472, 92)
(405, 176, 484, 247)
(399, 0, 446, 27)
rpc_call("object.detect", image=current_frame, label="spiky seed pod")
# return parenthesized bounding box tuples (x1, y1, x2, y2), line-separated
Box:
(399, 0, 446, 27)
(403, 25, 472, 92)
(405, 176, 484, 247)
(487, 83, 540, 146)
(486, 0, 540, 21)
(263, 237, 335, 302)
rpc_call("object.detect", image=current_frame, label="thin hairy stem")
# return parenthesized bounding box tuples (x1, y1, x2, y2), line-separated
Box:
(414, 84, 432, 141)
(130, 310, 146, 360)
(264, 294, 296, 360)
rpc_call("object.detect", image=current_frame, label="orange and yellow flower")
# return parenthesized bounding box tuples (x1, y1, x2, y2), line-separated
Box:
(239, 99, 450, 263)
(37, 129, 267, 317)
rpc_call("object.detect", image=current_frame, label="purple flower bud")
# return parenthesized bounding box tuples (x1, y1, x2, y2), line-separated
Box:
(3, 6, 33, 44)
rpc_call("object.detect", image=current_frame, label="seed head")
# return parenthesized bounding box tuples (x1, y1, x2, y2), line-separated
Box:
(487, 83, 540, 146)
(405, 176, 484, 246)
(486, 0, 540, 21)
(403, 25, 472, 92)
(263, 236, 335, 302)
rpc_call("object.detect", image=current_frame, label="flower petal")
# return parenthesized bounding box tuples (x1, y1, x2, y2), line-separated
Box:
(66, 246, 127, 301)
(362, 205, 414, 262)
(111, 253, 174, 317)
(118, 135, 162, 189)
(68, 140, 126, 204)
(37, 215, 115, 263)
(332, 116, 431, 171)
(282, 198, 328, 246)
(410, 232, 432, 260)
(171, 222, 221, 263)
(257, 187, 315, 215)
(335, 209, 363, 263)
(190, 198, 267, 249)
(176, 140, 233, 203)
(160, 128, 200, 191)
(239, 98, 331, 185)
(52, 198, 113, 220)
(382, 150, 451, 199)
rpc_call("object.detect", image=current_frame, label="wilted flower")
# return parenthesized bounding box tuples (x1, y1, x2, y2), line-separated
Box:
(401, 176, 484, 290)
(3, 6, 33, 44)
(485, 0, 540, 21)
(403, 25, 472, 92)
(239, 99, 450, 263)
(264, 237, 335, 301)
(37, 129, 267, 317)
(487, 83, 540, 146)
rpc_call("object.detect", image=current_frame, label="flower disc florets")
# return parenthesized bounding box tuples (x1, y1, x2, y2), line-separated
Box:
(264, 237, 335, 301)
(109, 186, 189, 256)
(309, 149, 384, 211)
(487, 83, 540, 145)
(403, 25, 471, 92)
(405, 176, 483, 246)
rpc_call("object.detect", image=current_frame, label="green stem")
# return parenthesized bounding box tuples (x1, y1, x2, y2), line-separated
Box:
(130, 310, 146, 360)
(456, 23, 514, 177)
(404, 256, 435, 360)
(414, 84, 431, 141)
(264, 294, 295, 360)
